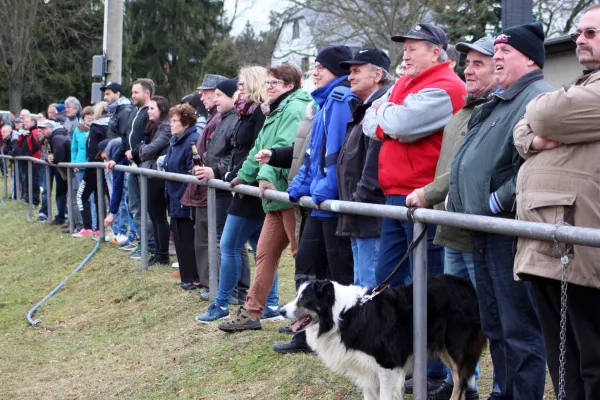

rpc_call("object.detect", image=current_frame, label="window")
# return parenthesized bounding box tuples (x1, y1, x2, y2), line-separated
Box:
(301, 57, 309, 73)
(292, 20, 300, 39)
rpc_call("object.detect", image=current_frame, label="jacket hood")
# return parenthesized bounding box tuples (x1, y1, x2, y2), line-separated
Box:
(170, 125, 196, 145)
(311, 75, 350, 106)
(91, 116, 110, 126)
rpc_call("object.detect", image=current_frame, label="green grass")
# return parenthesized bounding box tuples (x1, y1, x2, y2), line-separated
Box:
(0, 192, 556, 399)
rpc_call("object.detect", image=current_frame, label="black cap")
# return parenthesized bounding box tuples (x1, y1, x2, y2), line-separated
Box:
(100, 82, 123, 93)
(339, 48, 391, 71)
(315, 46, 353, 77)
(97, 138, 110, 154)
(391, 23, 448, 51)
(494, 22, 545, 68)
(215, 77, 239, 98)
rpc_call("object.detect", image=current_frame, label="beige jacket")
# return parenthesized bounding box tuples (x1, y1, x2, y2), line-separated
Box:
(513, 69, 600, 288)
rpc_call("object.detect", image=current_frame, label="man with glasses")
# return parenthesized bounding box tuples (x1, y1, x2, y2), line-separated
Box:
(513, 5, 600, 398)
(447, 22, 552, 399)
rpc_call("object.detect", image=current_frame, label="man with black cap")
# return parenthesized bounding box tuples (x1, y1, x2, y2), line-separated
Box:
(336, 48, 392, 288)
(513, 5, 600, 398)
(405, 35, 497, 400)
(447, 22, 552, 400)
(362, 23, 467, 393)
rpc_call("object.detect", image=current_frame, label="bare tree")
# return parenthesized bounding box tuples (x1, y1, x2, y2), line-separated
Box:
(0, 0, 39, 112)
(534, 0, 595, 37)
(287, 0, 434, 66)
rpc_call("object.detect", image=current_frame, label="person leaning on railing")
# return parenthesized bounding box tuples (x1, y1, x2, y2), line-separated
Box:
(163, 104, 200, 290)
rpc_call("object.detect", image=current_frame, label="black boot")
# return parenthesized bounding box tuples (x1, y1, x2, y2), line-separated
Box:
(273, 332, 313, 354)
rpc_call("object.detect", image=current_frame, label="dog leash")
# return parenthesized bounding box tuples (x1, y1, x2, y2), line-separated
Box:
(359, 207, 428, 305)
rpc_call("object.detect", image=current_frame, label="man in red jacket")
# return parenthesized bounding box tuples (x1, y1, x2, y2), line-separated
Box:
(362, 23, 467, 394)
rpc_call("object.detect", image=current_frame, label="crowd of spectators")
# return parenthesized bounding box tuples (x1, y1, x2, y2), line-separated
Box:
(3, 6, 600, 399)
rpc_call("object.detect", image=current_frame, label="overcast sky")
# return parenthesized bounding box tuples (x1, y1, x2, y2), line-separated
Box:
(225, 0, 290, 36)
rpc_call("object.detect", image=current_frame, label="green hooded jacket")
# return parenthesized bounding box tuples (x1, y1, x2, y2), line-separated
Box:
(237, 89, 313, 212)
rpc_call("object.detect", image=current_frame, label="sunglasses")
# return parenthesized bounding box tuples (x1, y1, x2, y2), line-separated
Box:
(570, 28, 600, 41)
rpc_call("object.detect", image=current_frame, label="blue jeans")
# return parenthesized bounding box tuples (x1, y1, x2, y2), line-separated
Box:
(444, 247, 480, 390)
(376, 195, 446, 377)
(76, 170, 97, 230)
(472, 233, 546, 399)
(215, 214, 279, 307)
(350, 237, 379, 287)
(106, 171, 136, 236)
(128, 172, 155, 251)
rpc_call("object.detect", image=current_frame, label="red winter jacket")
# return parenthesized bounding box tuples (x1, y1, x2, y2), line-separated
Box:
(363, 62, 466, 195)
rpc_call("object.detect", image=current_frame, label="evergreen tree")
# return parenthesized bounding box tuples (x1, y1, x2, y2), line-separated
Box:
(202, 39, 241, 78)
(432, 0, 502, 44)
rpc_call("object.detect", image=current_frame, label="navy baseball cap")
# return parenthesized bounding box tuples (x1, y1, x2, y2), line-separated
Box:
(100, 82, 123, 93)
(339, 48, 391, 72)
(456, 37, 495, 57)
(392, 23, 449, 51)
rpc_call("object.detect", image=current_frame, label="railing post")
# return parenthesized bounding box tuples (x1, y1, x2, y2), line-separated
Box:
(207, 186, 218, 301)
(27, 160, 33, 218)
(15, 160, 20, 201)
(67, 168, 74, 233)
(46, 166, 52, 224)
(412, 221, 428, 400)
(96, 167, 105, 241)
(3, 157, 8, 199)
(140, 174, 148, 270)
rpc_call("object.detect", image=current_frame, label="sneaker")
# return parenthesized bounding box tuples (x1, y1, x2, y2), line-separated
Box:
(148, 256, 170, 266)
(198, 288, 210, 301)
(195, 303, 230, 324)
(279, 325, 294, 334)
(273, 332, 312, 354)
(119, 240, 138, 251)
(261, 305, 284, 321)
(36, 214, 47, 222)
(428, 381, 479, 400)
(72, 229, 93, 238)
(171, 262, 179, 269)
(93, 230, 101, 237)
(130, 247, 142, 259)
(218, 308, 262, 332)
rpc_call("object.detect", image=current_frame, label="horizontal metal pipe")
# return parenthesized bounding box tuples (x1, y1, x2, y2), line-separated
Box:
(1, 155, 600, 248)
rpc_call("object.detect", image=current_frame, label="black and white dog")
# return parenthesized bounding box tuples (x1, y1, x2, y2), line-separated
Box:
(280, 275, 486, 400)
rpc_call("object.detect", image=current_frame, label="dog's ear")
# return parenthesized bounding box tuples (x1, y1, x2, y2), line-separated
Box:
(315, 280, 335, 307)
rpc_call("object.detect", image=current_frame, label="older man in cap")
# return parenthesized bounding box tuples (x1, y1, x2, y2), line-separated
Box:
(446, 22, 552, 399)
(363, 22, 467, 394)
(405, 36, 497, 400)
(336, 48, 392, 288)
(513, 5, 600, 398)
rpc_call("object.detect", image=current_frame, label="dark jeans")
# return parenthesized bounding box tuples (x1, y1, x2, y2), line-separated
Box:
(530, 276, 600, 400)
(172, 217, 198, 283)
(295, 215, 353, 288)
(376, 194, 446, 377)
(22, 162, 40, 206)
(77, 169, 105, 230)
(50, 167, 68, 223)
(216, 193, 250, 300)
(472, 233, 546, 399)
(128, 173, 156, 252)
(147, 178, 169, 259)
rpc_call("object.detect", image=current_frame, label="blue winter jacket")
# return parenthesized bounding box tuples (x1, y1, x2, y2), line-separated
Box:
(163, 126, 200, 219)
(71, 126, 89, 167)
(287, 75, 356, 217)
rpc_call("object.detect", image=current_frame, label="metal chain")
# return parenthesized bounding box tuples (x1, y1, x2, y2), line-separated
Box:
(551, 222, 572, 400)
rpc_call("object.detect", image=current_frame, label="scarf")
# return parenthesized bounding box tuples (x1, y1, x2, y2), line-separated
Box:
(235, 98, 259, 116)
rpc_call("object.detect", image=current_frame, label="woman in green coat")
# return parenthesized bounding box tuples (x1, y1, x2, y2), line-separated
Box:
(218, 63, 312, 332)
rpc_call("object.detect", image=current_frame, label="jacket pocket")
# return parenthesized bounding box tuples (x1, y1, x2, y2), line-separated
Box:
(519, 190, 576, 257)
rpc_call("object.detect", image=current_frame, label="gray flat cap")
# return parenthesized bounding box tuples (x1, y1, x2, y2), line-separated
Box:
(197, 74, 227, 90)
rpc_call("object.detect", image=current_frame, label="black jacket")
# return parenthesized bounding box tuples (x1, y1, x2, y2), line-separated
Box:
(87, 118, 109, 161)
(126, 105, 149, 165)
(140, 120, 172, 169)
(336, 86, 389, 238)
(49, 128, 71, 164)
(227, 105, 266, 219)
(206, 108, 238, 194)
(268, 145, 293, 169)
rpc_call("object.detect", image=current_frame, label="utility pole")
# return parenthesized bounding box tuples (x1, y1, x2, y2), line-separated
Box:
(502, 0, 533, 29)
(104, 0, 123, 83)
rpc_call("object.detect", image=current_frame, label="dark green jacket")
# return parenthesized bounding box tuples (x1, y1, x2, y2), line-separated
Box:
(423, 94, 490, 251)
(447, 70, 553, 218)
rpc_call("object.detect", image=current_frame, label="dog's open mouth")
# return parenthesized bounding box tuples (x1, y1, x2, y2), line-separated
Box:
(291, 315, 312, 332)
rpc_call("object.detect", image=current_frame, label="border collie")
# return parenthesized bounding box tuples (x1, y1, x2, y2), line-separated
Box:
(280, 275, 486, 400)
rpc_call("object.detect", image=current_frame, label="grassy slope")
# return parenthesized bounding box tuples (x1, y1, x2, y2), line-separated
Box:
(0, 196, 555, 399)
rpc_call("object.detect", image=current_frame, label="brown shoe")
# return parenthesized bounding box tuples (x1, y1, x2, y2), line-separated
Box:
(169, 269, 180, 278)
(61, 222, 69, 229)
(218, 307, 262, 333)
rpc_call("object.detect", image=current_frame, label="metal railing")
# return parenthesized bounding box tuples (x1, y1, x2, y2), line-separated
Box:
(3, 153, 600, 399)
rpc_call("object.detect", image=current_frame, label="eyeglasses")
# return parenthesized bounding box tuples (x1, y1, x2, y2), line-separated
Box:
(237, 82, 245, 88)
(570, 28, 600, 41)
(313, 64, 326, 72)
(264, 79, 284, 87)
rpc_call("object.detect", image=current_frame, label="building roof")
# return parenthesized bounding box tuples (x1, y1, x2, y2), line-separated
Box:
(544, 34, 576, 55)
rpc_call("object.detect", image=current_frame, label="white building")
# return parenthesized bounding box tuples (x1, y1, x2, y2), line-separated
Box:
(270, 9, 363, 91)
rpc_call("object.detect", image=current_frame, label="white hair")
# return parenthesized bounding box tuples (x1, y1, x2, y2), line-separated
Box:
(64, 96, 81, 110)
